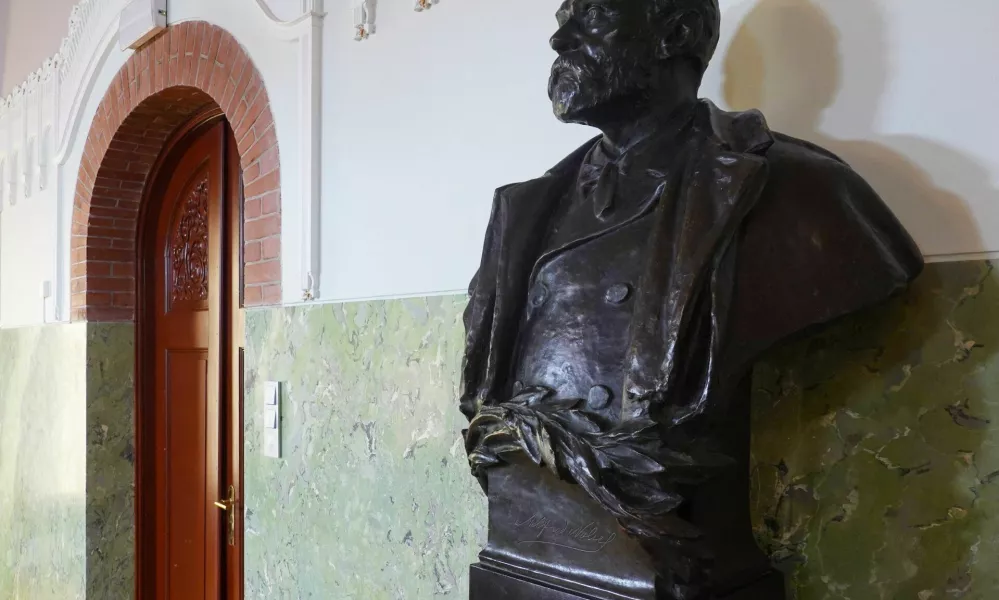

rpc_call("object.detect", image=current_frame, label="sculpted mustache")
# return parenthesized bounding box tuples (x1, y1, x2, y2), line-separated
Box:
(552, 56, 597, 78)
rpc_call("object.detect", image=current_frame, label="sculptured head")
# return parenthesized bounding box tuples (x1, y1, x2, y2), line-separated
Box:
(548, 0, 721, 126)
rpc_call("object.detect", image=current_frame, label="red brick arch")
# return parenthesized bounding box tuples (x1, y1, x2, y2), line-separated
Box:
(71, 21, 281, 321)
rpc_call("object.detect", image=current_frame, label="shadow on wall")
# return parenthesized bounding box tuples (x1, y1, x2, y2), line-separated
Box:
(725, 1, 999, 597)
(722, 0, 996, 259)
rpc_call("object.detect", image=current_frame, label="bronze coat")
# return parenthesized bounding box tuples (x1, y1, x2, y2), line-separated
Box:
(460, 99, 922, 438)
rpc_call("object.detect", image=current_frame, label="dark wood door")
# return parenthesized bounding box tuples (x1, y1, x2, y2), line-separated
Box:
(144, 118, 243, 600)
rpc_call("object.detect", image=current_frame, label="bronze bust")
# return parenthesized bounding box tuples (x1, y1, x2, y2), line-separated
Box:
(459, 1, 922, 598)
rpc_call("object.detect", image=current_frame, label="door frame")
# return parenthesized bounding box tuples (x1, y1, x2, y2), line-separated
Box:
(134, 105, 244, 599)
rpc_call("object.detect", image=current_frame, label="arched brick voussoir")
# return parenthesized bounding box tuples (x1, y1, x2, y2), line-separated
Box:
(71, 20, 283, 322)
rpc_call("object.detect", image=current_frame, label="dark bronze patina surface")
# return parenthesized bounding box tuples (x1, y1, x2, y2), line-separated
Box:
(459, 1, 923, 598)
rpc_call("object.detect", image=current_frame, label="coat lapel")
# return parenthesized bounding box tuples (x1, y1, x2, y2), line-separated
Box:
(528, 178, 664, 284)
(623, 101, 775, 422)
(529, 125, 686, 278)
(462, 139, 596, 407)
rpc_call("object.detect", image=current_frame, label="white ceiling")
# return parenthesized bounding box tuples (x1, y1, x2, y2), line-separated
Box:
(0, 0, 9, 95)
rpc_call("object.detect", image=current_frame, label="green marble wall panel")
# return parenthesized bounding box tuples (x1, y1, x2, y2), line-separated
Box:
(0, 324, 87, 600)
(244, 297, 488, 600)
(751, 260, 999, 598)
(243, 260, 999, 599)
(85, 323, 135, 599)
(6, 261, 995, 598)
(0, 323, 136, 600)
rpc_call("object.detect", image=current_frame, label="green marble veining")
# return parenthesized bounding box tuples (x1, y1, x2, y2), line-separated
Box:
(751, 261, 999, 598)
(243, 297, 488, 600)
(0, 323, 136, 600)
(0, 324, 87, 600)
(4, 261, 999, 599)
(244, 261, 999, 599)
(85, 323, 136, 599)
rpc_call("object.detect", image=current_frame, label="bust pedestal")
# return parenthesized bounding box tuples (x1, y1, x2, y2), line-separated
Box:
(467, 457, 786, 600)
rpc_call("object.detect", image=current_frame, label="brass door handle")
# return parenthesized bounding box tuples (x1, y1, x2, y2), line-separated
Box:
(213, 484, 237, 546)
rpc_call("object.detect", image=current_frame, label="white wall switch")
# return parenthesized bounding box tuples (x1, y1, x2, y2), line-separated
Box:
(264, 408, 278, 429)
(263, 381, 281, 458)
(264, 381, 279, 406)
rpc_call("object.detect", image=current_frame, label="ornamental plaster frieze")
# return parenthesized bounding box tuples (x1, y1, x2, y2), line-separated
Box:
(0, 0, 124, 211)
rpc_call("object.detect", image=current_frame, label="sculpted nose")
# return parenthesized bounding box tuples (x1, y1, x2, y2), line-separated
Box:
(550, 22, 578, 53)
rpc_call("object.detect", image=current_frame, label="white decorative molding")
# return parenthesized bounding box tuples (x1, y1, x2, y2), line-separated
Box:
(23, 138, 34, 199)
(298, 2, 325, 301)
(39, 127, 52, 191)
(1, 0, 127, 192)
(252, 0, 326, 301)
(0, 58, 56, 206)
(55, 0, 130, 163)
(0, 59, 58, 112)
(0, 157, 6, 211)
(256, 0, 308, 22)
(6, 153, 17, 206)
(353, 0, 376, 41)
(58, 0, 105, 78)
(253, 0, 322, 35)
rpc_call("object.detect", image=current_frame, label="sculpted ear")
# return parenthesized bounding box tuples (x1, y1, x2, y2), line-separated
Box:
(656, 10, 705, 61)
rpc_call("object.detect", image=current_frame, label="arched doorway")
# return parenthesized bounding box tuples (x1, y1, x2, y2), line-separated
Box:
(137, 106, 243, 599)
(71, 22, 283, 598)
(71, 22, 282, 322)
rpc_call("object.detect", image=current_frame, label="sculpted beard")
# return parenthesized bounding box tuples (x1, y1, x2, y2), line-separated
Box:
(549, 54, 598, 121)
(549, 49, 657, 124)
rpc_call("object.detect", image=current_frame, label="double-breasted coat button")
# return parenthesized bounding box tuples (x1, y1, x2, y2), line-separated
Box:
(587, 385, 613, 410)
(530, 283, 549, 307)
(605, 283, 632, 304)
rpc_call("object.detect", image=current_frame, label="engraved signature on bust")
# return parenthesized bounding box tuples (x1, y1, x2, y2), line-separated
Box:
(515, 511, 617, 553)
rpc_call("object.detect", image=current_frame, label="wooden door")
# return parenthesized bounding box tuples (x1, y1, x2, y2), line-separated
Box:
(142, 117, 243, 600)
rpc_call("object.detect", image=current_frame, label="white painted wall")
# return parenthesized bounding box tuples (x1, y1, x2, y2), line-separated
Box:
(1, 0, 77, 95)
(320, 0, 596, 301)
(2, 0, 999, 326)
(321, 0, 999, 301)
(0, 169, 57, 325)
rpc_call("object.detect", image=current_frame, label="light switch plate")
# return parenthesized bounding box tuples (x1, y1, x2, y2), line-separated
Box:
(264, 428, 281, 458)
(263, 381, 281, 458)
(264, 407, 278, 429)
(264, 381, 280, 406)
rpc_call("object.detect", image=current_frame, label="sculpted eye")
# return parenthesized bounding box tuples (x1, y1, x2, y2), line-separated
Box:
(581, 3, 616, 28)
(586, 5, 607, 19)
